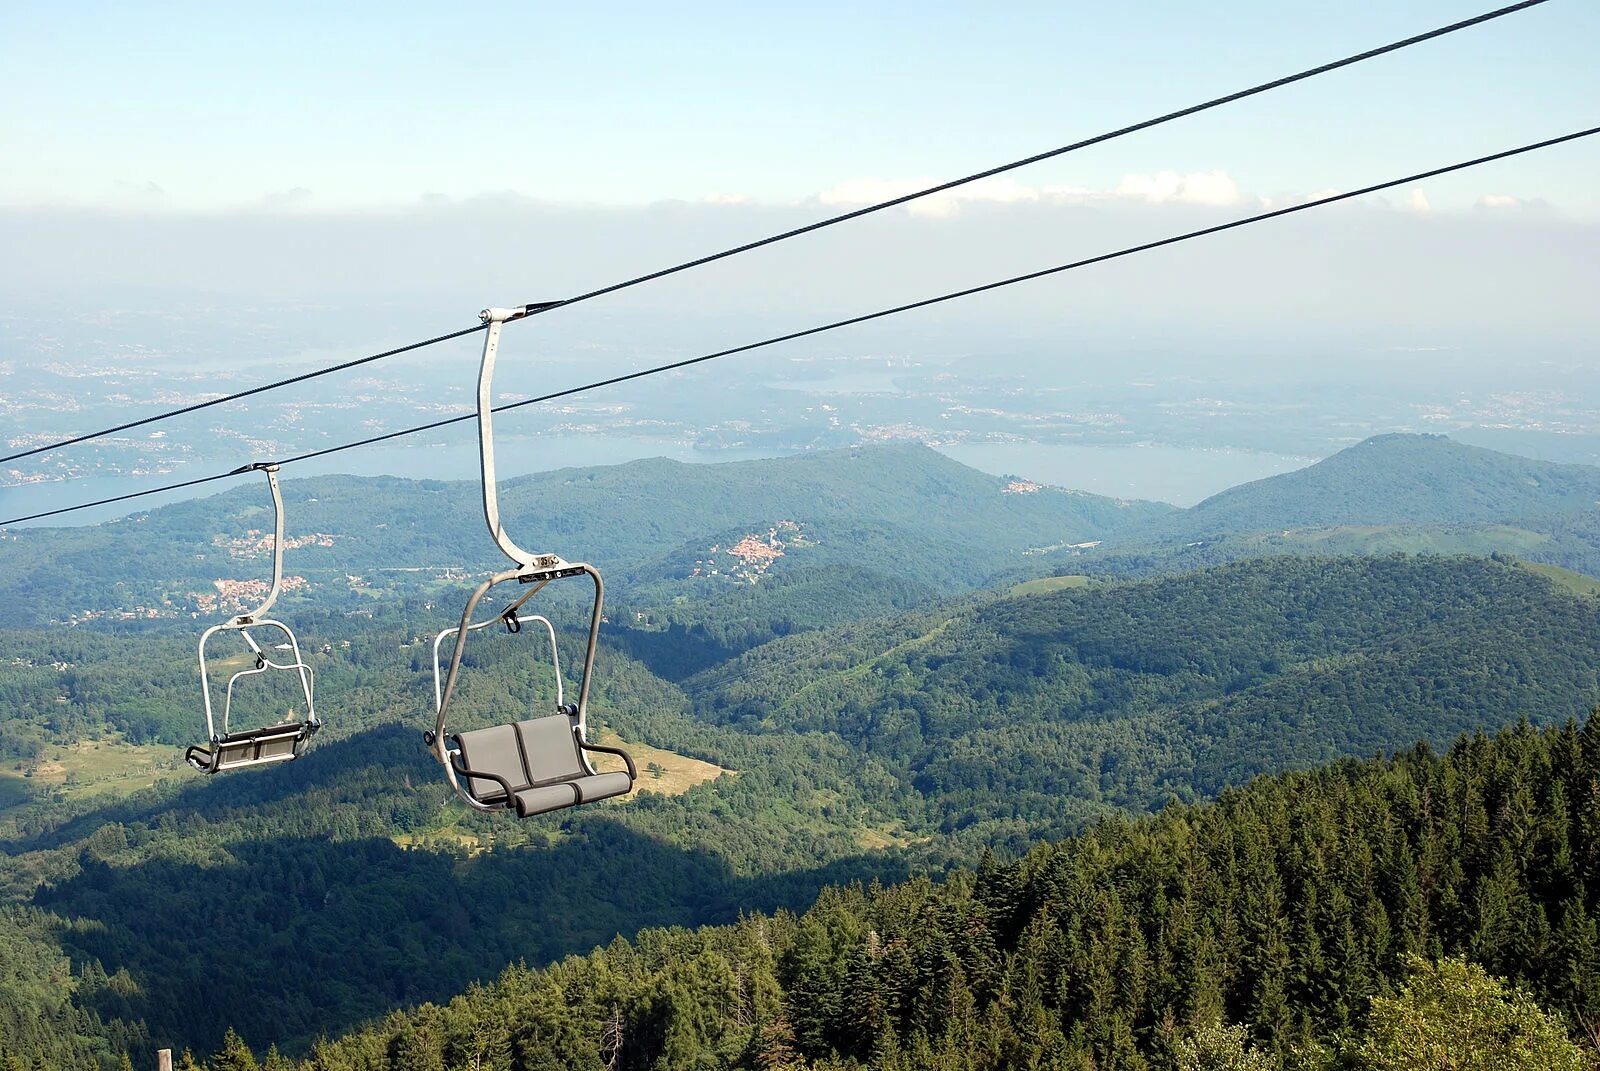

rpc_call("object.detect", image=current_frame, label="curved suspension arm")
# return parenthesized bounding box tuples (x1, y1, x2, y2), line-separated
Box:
(477, 307, 550, 568)
(234, 463, 286, 623)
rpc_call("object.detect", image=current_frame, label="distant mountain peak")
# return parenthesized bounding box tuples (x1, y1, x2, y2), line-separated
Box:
(1164, 433, 1600, 537)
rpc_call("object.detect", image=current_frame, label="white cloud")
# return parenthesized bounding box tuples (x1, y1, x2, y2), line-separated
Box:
(1113, 169, 1243, 207)
(259, 186, 315, 209)
(113, 179, 166, 201)
(810, 173, 1554, 220)
(818, 177, 933, 206)
(819, 175, 1043, 218)
(818, 169, 1246, 216)
(702, 192, 751, 205)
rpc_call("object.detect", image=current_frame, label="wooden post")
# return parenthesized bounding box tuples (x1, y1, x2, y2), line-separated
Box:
(158, 1050, 173, 1071)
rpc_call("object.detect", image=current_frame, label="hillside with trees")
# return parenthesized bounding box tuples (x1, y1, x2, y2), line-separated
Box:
(1015, 433, 1600, 584)
(5, 554, 1600, 1064)
(40, 718, 1600, 1071)
(1154, 433, 1600, 538)
(0, 445, 1172, 630)
(692, 554, 1600, 846)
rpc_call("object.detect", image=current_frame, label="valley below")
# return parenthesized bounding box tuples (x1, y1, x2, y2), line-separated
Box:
(5, 434, 1600, 1069)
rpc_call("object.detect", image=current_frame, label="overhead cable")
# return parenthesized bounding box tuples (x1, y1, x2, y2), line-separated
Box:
(0, 0, 1554, 468)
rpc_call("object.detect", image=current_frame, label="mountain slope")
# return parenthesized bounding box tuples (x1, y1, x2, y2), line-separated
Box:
(692, 554, 1600, 843)
(0, 444, 1173, 628)
(1156, 432, 1600, 538)
(7, 552, 1600, 1062)
(80, 719, 1600, 1071)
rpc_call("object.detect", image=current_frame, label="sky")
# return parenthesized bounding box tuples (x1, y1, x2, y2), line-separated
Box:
(0, 0, 1595, 396)
(2, 0, 1597, 214)
(0, 0, 1597, 518)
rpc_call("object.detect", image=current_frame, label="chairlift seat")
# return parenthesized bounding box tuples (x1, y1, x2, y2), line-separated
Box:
(187, 719, 317, 774)
(452, 714, 635, 817)
(191, 463, 322, 776)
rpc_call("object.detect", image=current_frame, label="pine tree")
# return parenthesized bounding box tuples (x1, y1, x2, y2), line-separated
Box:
(210, 1032, 257, 1071)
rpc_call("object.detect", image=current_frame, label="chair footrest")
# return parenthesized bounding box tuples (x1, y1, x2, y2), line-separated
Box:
(189, 722, 316, 773)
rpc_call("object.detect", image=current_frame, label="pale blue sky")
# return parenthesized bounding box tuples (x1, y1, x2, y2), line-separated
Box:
(2, 0, 1596, 213)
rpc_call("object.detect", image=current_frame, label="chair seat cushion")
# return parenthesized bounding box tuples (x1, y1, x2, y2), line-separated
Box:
(514, 783, 580, 817)
(574, 771, 633, 804)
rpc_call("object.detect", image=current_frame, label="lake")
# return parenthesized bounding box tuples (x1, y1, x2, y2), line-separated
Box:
(937, 442, 1312, 507)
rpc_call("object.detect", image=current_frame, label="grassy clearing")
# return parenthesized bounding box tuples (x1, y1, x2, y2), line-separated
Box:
(594, 730, 732, 798)
(1010, 574, 1091, 597)
(392, 829, 484, 853)
(11, 735, 181, 802)
(855, 823, 926, 851)
(1517, 560, 1600, 598)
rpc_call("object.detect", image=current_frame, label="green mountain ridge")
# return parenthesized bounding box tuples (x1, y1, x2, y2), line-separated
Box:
(1007, 433, 1600, 583)
(0, 444, 1173, 630)
(1147, 432, 1600, 539)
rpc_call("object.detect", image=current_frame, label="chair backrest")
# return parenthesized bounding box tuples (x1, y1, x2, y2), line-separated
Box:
(453, 715, 590, 805)
(518, 714, 586, 784)
(453, 724, 526, 804)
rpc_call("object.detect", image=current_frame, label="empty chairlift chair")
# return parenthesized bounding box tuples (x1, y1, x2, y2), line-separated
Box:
(188, 463, 321, 773)
(426, 304, 636, 817)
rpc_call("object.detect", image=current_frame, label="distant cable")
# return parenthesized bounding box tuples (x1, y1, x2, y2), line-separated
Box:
(512, 0, 1554, 315)
(0, 470, 243, 527)
(4, 123, 1593, 528)
(0, 0, 1553, 468)
(0, 325, 487, 466)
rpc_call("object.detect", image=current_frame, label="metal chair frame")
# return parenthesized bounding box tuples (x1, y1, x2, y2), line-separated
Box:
(428, 304, 631, 815)
(188, 463, 320, 773)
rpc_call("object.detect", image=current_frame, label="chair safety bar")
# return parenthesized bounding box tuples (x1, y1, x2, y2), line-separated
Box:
(430, 612, 563, 712)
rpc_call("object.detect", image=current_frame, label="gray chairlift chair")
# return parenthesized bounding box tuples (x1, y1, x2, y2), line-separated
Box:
(426, 305, 636, 818)
(187, 463, 321, 773)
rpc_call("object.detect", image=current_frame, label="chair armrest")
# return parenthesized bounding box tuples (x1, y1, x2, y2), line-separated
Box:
(449, 752, 516, 805)
(185, 744, 213, 772)
(579, 740, 637, 781)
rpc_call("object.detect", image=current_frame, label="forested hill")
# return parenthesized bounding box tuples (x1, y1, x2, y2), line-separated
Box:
(692, 554, 1600, 845)
(8, 554, 1600, 1067)
(1153, 433, 1600, 539)
(1010, 433, 1600, 583)
(0, 444, 1171, 628)
(165, 719, 1600, 1070)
